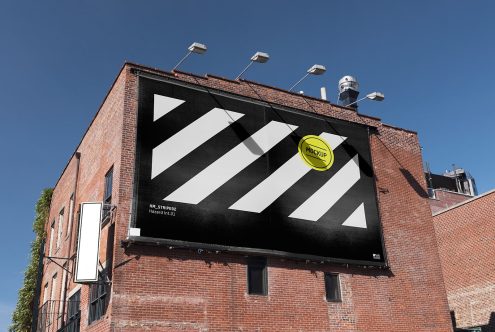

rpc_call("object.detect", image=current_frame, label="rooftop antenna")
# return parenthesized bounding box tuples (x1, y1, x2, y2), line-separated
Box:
(426, 161, 435, 198)
(289, 64, 326, 92)
(452, 163, 461, 193)
(172, 42, 207, 71)
(235, 51, 270, 80)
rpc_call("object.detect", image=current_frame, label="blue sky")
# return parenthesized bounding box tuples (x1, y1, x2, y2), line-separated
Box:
(1, 1, 494, 329)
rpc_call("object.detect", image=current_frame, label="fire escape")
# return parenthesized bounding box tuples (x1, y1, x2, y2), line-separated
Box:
(36, 292, 80, 332)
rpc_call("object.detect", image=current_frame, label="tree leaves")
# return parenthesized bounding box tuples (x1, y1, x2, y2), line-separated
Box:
(10, 188, 52, 332)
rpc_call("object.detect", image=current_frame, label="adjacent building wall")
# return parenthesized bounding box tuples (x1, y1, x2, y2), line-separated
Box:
(434, 190, 495, 331)
(430, 189, 473, 214)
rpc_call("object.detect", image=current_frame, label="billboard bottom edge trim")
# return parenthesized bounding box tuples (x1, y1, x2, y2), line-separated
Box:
(122, 236, 389, 268)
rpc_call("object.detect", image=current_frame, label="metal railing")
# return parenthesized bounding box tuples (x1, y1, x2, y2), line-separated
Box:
(37, 300, 80, 332)
(101, 204, 116, 225)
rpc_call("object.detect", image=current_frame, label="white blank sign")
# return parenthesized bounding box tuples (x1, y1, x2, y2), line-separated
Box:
(74, 202, 102, 283)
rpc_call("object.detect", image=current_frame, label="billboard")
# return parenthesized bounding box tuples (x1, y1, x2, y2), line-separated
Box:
(133, 77, 385, 265)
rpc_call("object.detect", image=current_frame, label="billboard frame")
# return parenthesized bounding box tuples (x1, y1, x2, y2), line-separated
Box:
(130, 70, 388, 267)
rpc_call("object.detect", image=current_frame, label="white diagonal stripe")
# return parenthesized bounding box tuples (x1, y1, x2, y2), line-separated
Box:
(289, 154, 360, 221)
(164, 121, 298, 204)
(229, 132, 347, 213)
(151, 108, 244, 179)
(154, 94, 185, 121)
(342, 203, 367, 228)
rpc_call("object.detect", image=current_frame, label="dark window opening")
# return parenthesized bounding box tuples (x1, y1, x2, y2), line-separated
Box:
(66, 290, 81, 332)
(67, 193, 75, 237)
(324, 273, 341, 302)
(104, 168, 113, 204)
(247, 258, 267, 295)
(48, 220, 55, 256)
(88, 269, 109, 324)
(102, 167, 113, 220)
(105, 224, 115, 281)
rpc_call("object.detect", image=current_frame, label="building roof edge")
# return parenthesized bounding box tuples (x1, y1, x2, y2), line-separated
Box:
(51, 61, 416, 191)
(432, 188, 495, 217)
(52, 62, 131, 190)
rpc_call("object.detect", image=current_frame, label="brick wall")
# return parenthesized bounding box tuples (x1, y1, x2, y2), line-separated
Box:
(433, 190, 495, 330)
(40, 67, 126, 332)
(39, 63, 453, 331)
(429, 189, 473, 214)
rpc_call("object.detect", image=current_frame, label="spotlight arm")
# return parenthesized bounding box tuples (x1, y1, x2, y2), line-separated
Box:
(235, 61, 254, 80)
(289, 64, 326, 92)
(344, 95, 369, 108)
(172, 50, 193, 71)
(288, 73, 310, 92)
(344, 92, 385, 107)
(235, 51, 270, 80)
(172, 42, 207, 71)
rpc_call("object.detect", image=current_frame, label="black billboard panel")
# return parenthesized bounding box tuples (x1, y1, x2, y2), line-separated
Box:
(134, 77, 385, 265)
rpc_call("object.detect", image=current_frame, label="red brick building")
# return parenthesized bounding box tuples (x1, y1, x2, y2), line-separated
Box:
(36, 62, 453, 331)
(433, 190, 495, 331)
(429, 189, 473, 215)
(426, 168, 477, 214)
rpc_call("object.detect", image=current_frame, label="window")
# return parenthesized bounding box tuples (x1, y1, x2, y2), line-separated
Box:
(40, 283, 49, 331)
(43, 283, 49, 304)
(103, 168, 113, 220)
(104, 168, 113, 205)
(466, 328, 482, 332)
(66, 290, 81, 332)
(88, 268, 109, 323)
(48, 220, 55, 256)
(48, 273, 58, 325)
(247, 258, 267, 295)
(58, 263, 68, 324)
(56, 208, 64, 249)
(67, 193, 74, 237)
(324, 273, 341, 302)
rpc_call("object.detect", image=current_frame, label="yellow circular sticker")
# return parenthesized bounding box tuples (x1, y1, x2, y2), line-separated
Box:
(298, 135, 334, 171)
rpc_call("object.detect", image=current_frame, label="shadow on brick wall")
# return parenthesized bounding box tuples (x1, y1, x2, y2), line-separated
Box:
(399, 168, 429, 198)
(373, 133, 429, 199)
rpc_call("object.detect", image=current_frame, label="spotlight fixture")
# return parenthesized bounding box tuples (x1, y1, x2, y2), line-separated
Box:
(188, 42, 207, 54)
(365, 92, 385, 101)
(345, 92, 385, 107)
(289, 64, 326, 92)
(172, 42, 207, 71)
(235, 51, 270, 80)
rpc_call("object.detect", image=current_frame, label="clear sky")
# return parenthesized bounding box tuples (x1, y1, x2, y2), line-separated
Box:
(1, 1, 494, 329)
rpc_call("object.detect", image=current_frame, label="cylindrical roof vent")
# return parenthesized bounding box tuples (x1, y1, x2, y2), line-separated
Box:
(338, 75, 360, 109)
(338, 75, 359, 93)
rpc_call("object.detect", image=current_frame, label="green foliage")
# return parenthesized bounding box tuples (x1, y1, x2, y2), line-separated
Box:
(10, 188, 53, 332)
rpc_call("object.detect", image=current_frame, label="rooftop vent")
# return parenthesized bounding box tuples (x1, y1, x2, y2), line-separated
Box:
(338, 75, 360, 109)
